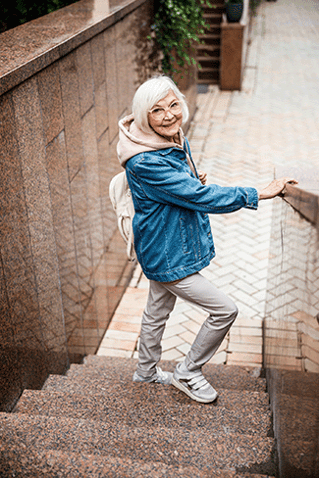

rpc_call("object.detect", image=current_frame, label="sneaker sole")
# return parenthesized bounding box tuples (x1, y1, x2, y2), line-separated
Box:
(171, 377, 218, 404)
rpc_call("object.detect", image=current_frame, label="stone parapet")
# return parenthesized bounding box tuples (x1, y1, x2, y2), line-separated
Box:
(264, 169, 319, 478)
(0, 0, 197, 411)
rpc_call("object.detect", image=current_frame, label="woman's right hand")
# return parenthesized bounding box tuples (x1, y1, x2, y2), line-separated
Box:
(198, 170, 207, 185)
(258, 178, 298, 200)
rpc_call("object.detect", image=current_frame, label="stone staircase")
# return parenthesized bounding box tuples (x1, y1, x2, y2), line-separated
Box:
(197, 0, 226, 85)
(0, 356, 277, 477)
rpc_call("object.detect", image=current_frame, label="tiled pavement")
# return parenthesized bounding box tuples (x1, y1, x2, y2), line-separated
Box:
(98, 0, 319, 369)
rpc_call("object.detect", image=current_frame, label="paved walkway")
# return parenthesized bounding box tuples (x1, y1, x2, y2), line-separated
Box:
(97, 0, 319, 370)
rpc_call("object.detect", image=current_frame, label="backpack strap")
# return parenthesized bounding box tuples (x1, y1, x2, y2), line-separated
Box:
(109, 171, 136, 261)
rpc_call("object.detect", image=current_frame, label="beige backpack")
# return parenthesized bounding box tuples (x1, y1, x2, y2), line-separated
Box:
(109, 171, 136, 261)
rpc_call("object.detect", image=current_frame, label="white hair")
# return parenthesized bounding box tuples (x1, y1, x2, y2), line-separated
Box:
(132, 75, 189, 133)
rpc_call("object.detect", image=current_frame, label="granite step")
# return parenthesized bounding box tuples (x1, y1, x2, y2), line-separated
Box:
(0, 444, 211, 478)
(0, 413, 277, 476)
(0, 442, 276, 478)
(42, 372, 270, 412)
(82, 355, 267, 392)
(14, 387, 272, 437)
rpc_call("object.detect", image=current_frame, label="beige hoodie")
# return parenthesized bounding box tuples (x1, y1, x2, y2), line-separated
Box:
(117, 114, 187, 168)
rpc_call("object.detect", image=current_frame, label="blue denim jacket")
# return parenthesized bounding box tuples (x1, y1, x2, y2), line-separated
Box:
(125, 140, 258, 282)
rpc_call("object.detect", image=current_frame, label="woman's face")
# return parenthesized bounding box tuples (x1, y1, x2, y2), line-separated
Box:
(148, 90, 183, 142)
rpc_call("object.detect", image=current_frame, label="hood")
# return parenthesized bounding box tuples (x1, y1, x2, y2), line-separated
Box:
(117, 114, 185, 167)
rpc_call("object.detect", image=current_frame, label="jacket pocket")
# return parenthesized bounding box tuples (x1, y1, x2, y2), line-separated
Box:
(179, 215, 192, 254)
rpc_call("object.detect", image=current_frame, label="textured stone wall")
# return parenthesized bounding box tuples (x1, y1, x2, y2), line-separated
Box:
(0, 0, 166, 411)
(264, 192, 319, 478)
(264, 198, 319, 373)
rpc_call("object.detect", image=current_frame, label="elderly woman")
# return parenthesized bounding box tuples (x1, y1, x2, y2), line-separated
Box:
(117, 75, 296, 404)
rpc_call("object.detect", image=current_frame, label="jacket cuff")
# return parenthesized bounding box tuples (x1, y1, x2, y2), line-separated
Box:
(244, 187, 259, 210)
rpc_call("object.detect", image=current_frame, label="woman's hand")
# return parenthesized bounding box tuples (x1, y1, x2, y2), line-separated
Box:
(258, 178, 298, 200)
(198, 170, 207, 185)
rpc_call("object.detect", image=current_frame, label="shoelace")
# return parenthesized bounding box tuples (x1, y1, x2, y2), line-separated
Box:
(185, 371, 211, 391)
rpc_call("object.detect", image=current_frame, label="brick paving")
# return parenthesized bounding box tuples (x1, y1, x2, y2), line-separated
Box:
(98, 0, 319, 369)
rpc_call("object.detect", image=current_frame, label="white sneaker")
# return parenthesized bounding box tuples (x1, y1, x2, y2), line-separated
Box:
(172, 363, 218, 403)
(133, 366, 173, 385)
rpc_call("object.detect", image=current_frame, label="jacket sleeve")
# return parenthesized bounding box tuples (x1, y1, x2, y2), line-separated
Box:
(129, 155, 258, 214)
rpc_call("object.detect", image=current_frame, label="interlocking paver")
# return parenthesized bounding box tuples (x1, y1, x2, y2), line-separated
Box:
(109, 321, 141, 333)
(161, 335, 185, 352)
(98, 0, 319, 369)
(162, 324, 188, 339)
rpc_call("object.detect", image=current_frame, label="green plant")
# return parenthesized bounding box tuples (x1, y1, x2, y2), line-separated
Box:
(151, 0, 212, 76)
(0, 0, 78, 33)
(249, 0, 261, 15)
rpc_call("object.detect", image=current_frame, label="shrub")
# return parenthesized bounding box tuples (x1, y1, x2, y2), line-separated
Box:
(0, 0, 78, 33)
(151, 0, 212, 76)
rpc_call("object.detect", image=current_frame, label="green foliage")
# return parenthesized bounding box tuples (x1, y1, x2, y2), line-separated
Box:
(0, 0, 78, 33)
(249, 0, 261, 15)
(151, 0, 212, 76)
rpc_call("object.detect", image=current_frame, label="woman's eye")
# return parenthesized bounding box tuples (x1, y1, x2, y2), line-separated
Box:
(171, 102, 178, 108)
(153, 108, 162, 114)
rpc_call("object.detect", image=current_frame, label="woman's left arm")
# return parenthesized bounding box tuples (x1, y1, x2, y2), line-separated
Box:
(130, 156, 259, 215)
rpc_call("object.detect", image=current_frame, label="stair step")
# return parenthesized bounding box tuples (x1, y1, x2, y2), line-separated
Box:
(0, 442, 276, 478)
(200, 33, 220, 39)
(198, 70, 220, 81)
(202, 25, 221, 34)
(43, 370, 270, 412)
(202, 0, 225, 6)
(198, 67, 220, 73)
(68, 360, 267, 396)
(202, 14, 224, 24)
(197, 78, 219, 85)
(204, 11, 224, 19)
(82, 356, 267, 392)
(202, 6, 225, 15)
(197, 57, 220, 64)
(0, 413, 277, 476)
(14, 388, 272, 437)
(197, 44, 220, 55)
(0, 444, 208, 478)
(43, 371, 269, 413)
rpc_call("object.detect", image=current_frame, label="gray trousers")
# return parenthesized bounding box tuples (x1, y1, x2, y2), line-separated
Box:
(136, 272, 238, 378)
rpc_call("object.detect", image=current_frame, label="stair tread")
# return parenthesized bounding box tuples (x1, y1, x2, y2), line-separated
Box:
(197, 56, 220, 61)
(197, 67, 220, 73)
(82, 356, 267, 392)
(42, 372, 270, 410)
(0, 413, 277, 475)
(0, 441, 276, 478)
(197, 79, 219, 84)
(0, 444, 206, 478)
(199, 33, 222, 39)
(197, 46, 220, 53)
(14, 387, 272, 437)
(204, 10, 225, 16)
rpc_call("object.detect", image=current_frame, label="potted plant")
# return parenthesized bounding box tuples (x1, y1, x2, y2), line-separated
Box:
(225, 0, 244, 23)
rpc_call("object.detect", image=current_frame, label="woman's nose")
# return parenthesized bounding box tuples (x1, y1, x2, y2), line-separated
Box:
(164, 109, 174, 119)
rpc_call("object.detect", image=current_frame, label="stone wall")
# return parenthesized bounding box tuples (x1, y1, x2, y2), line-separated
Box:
(0, 0, 197, 411)
(264, 172, 319, 478)
(264, 199, 319, 373)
